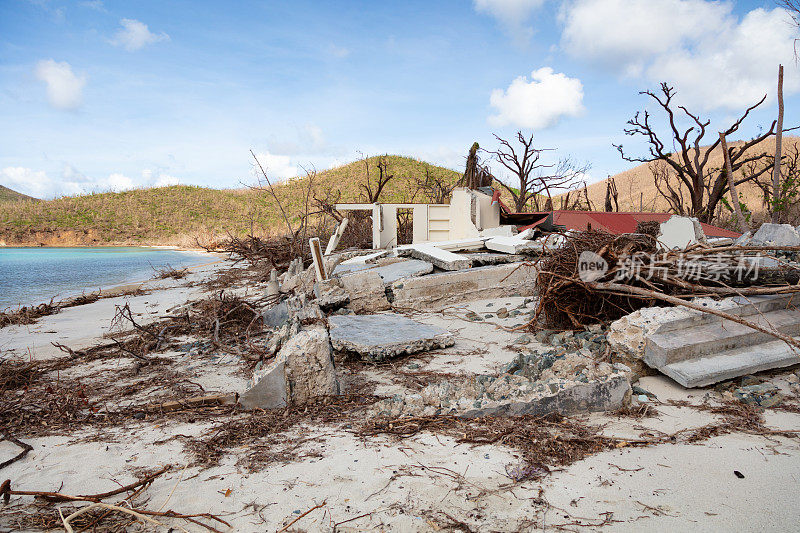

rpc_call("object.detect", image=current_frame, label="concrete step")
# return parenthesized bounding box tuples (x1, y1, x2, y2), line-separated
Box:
(652, 293, 800, 334)
(645, 308, 800, 367)
(660, 338, 800, 388)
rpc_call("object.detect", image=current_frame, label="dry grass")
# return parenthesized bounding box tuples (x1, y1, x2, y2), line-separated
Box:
(0, 155, 460, 246)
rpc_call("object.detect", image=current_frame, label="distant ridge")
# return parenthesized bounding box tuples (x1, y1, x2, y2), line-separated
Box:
(0, 185, 36, 203)
(0, 155, 460, 247)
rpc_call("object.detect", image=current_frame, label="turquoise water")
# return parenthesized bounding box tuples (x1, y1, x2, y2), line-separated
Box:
(0, 247, 211, 309)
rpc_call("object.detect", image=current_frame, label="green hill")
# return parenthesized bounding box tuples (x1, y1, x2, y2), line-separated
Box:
(0, 185, 36, 203)
(0, 155, 461, 247)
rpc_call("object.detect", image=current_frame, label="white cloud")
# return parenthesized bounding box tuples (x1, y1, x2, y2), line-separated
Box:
(112, 19, 169, 51)
(79, 0, 106, 11)
(154, 174, 181, 187)
(34, 59, 86, 110)
(489, 67, 584, 129)
(104, 173, 135, 191)
(0, 167, 52, 198)
(328, 44, 351, 58)
(559, 0, 800, 109)
(474, 0, 546, 44)
(0, 166, 184, 199)
(251, 152, 299, 182)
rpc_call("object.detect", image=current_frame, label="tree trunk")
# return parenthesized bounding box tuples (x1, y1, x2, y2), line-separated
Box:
(772, 64, 784, 223)
(720, 132, 749, 233)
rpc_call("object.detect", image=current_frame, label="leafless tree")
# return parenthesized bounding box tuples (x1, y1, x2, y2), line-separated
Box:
(461, 142, 494, 190)
(358, 154, 394, 203)
(750, 143, 800, 224)
(614, 83, 781, 223)
(604, 176, 619, 212)
(486, 131, 590, 212)
(249, 151, 317, 260)
(414, 164, 456, 204)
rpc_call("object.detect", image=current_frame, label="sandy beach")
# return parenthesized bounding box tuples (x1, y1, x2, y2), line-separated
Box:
(2, 256, 799, 532)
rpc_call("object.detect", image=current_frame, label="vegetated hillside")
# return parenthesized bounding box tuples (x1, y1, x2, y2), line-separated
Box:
(0, 185, 36, 203)
(0, 155, 461, 247)
(575, 136, 800, 217)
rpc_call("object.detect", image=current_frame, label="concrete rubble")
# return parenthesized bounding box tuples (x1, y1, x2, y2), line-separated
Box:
(750, 223, 800, 247)
(240, 325, 340, 409)
(328, 312, 455, 362)
(240, 216, 800, 421)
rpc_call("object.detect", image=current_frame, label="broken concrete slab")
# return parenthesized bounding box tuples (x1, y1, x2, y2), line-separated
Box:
(372, 259, 433, 284)
(485, 236, 543, 255)
(391, 263, 537, 310)
(240, 325, 340, 409)
(328, 313, 455, 362)
(371, 370, 630, 418)
(658, 215, 707, 250)
(339, 269, 391, 313)
(314, 279, 350, 311)
(610, 294, 800, 387)
(751, 223, 800, 247)
(262, 301, 289, 329)
(262, 294, 324, 329)
(463, 252, 526, 266)
(408, 244, 471, 271)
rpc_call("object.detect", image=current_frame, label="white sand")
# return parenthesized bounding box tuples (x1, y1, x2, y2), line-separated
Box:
(2, 264, 800, 531)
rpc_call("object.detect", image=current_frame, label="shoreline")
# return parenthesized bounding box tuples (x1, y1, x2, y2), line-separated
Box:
(0, 248, 227, 311)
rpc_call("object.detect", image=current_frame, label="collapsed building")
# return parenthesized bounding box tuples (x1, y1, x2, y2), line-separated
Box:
(242, 185, 800, 419)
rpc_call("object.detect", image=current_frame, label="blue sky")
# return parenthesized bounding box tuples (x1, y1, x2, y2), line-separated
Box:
(1, 0, 798, 198)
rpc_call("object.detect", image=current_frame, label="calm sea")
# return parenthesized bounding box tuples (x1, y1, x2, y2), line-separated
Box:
(0, 247, 212, 309)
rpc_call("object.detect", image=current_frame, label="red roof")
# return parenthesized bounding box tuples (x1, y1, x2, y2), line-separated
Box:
(549, 211, 740, 238)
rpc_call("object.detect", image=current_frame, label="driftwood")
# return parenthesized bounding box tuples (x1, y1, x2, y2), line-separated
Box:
(0, 434, 33, 471)
(1, 465, 170, 503)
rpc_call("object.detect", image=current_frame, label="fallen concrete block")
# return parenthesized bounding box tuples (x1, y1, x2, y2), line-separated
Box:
(658, 215, 706, 250)
(751, 223, 800, 247)
(485, 236, 543, 254)
(372, 371, 630, 418)
(262, 301, 289, 329)
(339, 269, 391, 313)
(409, 244, 471, 271)
(391, 263, 536, 310)
(240, 325, 340, 409)
(328, 313, 454, 362)
(314, 279, 350, 312)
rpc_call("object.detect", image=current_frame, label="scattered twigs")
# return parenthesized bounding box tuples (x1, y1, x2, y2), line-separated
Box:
(0, 434, 32, 470)
(277, 500, 326, 533)
(2, 465, 170, 503)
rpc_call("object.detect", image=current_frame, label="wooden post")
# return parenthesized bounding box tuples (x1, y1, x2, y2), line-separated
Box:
(324, 217, 349, 256)
(309, 237, 328, 282)
(772, 64, 784, 223)
(720, 132, 749, 233)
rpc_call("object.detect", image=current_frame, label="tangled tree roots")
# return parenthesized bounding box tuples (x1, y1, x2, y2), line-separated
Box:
(533, 230, 659, 329)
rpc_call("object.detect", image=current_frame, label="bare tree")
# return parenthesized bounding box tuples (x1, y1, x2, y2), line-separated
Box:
(604, 176, 619, 212)
(772, 64, 785, 222)
(461, 142, 494, 190)
(751, 143, 800, 224)
(486, 131, 590, 212)
(614, 83, 780, 223)
(358, 154, 394, 203)
(650, 160, 686, 214)
(719, 132, 749, 232)
(414, 164, 456, 204)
